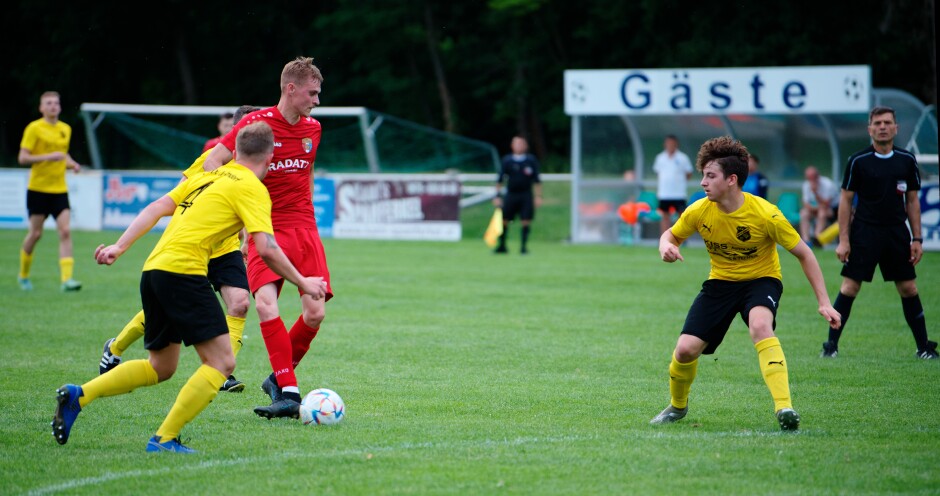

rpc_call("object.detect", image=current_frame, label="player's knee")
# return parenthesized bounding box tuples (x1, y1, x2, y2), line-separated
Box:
(303, 308, 325, 328)
(224, 291, 250, 318)
(150, 360, 177, 382)
(896, 280, 918, 298)
(213, 355, 236, 377)
(840, 279, 861, 296)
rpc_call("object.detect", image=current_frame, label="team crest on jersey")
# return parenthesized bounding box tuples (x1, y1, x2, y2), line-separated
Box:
(736, 226, 751, 241)
(302, 138, 313, 153)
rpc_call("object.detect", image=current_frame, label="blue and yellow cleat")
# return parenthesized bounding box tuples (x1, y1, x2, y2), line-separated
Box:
(146, 436, 197, 453)
(52, 384, 83, 445)
(61, 279, 82, 292)
(18, 277, 33, 291)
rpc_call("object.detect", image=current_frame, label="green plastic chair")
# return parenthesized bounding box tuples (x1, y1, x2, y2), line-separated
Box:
(776, 192, 801, 225)
(637, 191, 661, 222)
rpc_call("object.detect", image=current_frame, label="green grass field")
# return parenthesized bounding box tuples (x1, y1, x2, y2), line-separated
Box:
(2, 193, 938, 495)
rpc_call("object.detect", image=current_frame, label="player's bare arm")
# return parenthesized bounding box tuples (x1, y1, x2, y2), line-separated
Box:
(906, 190, 924, 265)
(659, 229, 685, 263)
(202, 143, 234, 172)
(789, 241, 841, 328)
(250, 231, 327, 299)
(835, 189, 855, 263)
(18, 148, 66, 165)
(95, 196, 177, 265)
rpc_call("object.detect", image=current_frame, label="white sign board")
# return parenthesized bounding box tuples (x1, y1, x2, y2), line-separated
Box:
(0, 169, 102, 230)
(565, 65, 871, 115)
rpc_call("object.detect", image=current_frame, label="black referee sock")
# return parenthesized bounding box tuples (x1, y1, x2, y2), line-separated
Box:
(828, 292, 855, 345)
(521, 225, 530, 250)
(902, 294, 929, 350)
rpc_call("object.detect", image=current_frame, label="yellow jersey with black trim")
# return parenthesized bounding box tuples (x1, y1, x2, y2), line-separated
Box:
(143, 163, 273, 275)
(671, 193, 802, 281)
(181, 150, 241, 257)
(20, 118, 72, 193)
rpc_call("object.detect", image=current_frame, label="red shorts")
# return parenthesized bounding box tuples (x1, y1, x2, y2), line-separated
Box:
(247, 227, 333, 301)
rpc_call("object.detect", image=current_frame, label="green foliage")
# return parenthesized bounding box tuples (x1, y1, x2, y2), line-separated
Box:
(1, 227, 938, 494)
(2, 1, 935, 169)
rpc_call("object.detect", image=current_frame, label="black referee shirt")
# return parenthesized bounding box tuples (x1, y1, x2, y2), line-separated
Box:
(498, 154, 542, 194)
(843, 145, 921, 226)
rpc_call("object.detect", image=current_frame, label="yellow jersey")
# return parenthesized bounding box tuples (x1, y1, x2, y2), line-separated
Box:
(143, 163, 273, 275)
(671, 193, 802, 281)
(20, 118, 72, 193)
(180, 150, 242, 257)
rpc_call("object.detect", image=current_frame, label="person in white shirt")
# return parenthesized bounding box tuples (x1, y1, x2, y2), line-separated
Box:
(653, 135, 694, 233)
(800, 166, 839, 242)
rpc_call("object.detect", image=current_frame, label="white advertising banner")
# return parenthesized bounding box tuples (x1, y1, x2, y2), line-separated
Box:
(0, 169, 102, 230)
(332, 176, 461, 241)
(565, 65, 871, 115)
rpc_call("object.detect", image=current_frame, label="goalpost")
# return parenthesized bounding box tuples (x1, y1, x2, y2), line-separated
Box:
(78, 103, 499, 174)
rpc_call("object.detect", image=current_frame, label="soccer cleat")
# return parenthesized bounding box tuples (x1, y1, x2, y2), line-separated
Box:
(220, 375, 245, 393)
(52, 384, 83, 445)
(146, 435, 196, 453)
(776, 408, 801, 431)
(820, 341, 838, 358)
(260, 375, 283, 402)
(521, 246, 529, 255)
(18, 277, 33, 291)
(99, 338, 122, 375)
(253, 398, 301, 419)
(61, 279, 82, 292)
(916, 340, 939, 360)
(494, 245, 508, 254)
(649, 404, 688, 424)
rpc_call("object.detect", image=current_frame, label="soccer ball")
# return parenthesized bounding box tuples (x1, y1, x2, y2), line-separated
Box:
(299, 388, 345, 426)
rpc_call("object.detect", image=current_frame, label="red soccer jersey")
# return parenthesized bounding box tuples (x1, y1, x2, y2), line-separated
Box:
(202, 136, 222, 153)
(221, 106, 321, 228)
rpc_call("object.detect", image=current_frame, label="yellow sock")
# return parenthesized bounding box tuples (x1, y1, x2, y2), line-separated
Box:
(156, 365, 226, 442)
(668, 355, 698, 409)
(818, 222, 840, 245)
(79, 359, 159, 408)
(59, 257, 74, 283)
(112, 310, 146, 357)
(756, 337, 792, 412)
(227, 315, 246, 358)
(19, 249, 33, 279)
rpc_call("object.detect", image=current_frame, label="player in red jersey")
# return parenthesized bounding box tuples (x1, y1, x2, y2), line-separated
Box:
(203, 56, 331, 419)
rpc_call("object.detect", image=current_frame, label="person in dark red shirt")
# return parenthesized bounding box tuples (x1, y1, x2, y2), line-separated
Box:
(204, 56, 332, 418)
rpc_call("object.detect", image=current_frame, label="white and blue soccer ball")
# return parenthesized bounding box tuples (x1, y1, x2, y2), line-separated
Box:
(300, 388, 345, 426)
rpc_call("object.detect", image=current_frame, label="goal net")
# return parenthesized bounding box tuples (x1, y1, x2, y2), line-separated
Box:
(79, 103, 499, 174)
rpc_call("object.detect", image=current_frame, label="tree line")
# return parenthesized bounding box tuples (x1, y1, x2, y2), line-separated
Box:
(2, 0, 934, 171)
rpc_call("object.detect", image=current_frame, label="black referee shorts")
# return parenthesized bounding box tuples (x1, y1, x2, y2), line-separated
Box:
(681, 277, 783, 355)
(502, 192, 534, 221)
(841, 220, 916, 282)
(140, 270, 228, 350)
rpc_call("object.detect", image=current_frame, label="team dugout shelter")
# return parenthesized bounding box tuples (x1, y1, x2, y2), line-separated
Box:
(564, 65, 939, 248)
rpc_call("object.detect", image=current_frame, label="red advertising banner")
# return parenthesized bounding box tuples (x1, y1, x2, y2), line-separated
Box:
(333, 177, 461, 241)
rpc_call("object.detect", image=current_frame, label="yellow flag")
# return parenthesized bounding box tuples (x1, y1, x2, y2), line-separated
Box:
(484, 208, 504, 247)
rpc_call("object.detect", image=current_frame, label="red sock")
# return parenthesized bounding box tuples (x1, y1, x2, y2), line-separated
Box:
(260, 317, 297, 389)
(289, 316, 319, 368)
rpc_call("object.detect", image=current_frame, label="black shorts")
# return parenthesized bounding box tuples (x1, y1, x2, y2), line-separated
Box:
(658, 199, 687, 215)
(208, 250, 249, 292)
(26, 190, 70, 219)
(140, 270, 228, 350)
(503, 192, 534, 221)
(681, 277, 783, 355)
(841, 220, 916, 282)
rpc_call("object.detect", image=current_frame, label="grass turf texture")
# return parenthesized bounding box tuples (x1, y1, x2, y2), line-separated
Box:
(1, 194, 938, 494)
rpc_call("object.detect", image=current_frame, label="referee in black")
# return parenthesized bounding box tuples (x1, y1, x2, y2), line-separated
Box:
(493, 136, 542, 254)
(821, 106, 936, 359)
